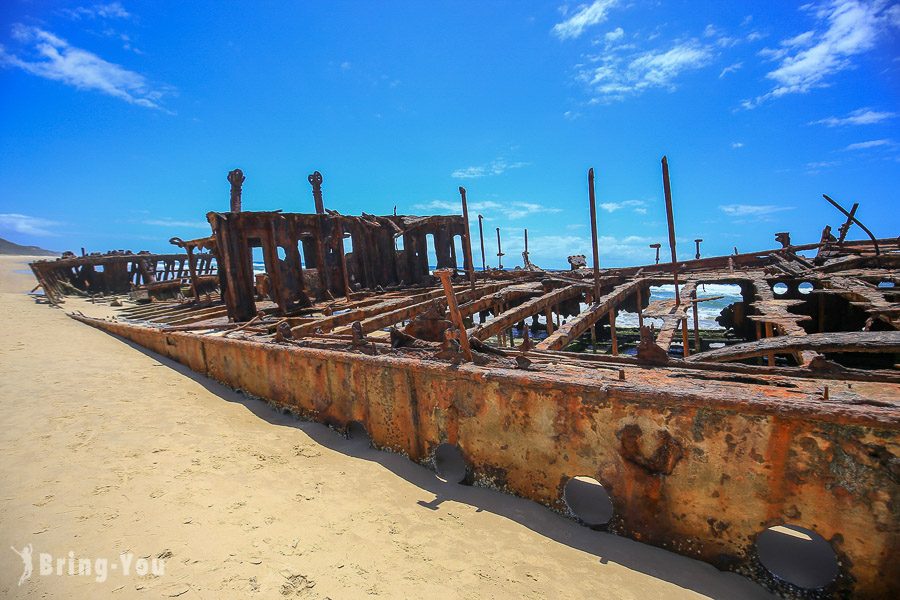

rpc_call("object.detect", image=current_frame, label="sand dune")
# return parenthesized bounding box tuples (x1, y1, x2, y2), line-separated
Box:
(0, 256, 772, 598)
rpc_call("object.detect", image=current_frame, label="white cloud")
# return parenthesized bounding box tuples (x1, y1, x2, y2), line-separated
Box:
(414, 199, 560, 221)
(143, 219, 210, 229)
(759, 31, 816, 61)
(0, 213, 60, 236)
(340, 61, 351, 71)
(0, 25, 171, 110)
(598, 199, 646, 213)
(731, 142, 744, 148)
(553, 1, 618, 40)
(719, 61, 743, 78)
(580, 41, 713, 101)
(719, 204, 794, 217)
(844, 138, 892, 150)
(744, 1, 899, 108)
(806, 160, 841, 171)
(811, 107, 896, 126)
(604, 27, 624, 42)
(61, 2, 131, 20)
(451, 158, 529, 179)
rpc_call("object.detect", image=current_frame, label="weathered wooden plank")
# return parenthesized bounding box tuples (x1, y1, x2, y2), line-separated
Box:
(290, 284, 485, 337)
(468, 284, 587, 342)
(332, 283, 503, 336)
(534, 280, 642, 351)
(654, 282, 697, 351)
(687, 331, 900, 363)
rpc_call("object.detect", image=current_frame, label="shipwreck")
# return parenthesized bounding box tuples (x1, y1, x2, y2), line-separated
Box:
(28, 162, 899, 599)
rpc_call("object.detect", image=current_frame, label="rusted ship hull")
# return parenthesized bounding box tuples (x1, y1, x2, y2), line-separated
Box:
(72, 313, 899, 599)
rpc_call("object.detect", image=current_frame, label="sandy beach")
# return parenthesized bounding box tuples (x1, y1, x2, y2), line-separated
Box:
(0, 255, 772, 599)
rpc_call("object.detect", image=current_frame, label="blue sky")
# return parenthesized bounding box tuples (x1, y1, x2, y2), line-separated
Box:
(1, 1, 898, 268)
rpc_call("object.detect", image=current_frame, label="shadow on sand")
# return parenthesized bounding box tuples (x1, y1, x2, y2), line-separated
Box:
(116, 335, 772, 599)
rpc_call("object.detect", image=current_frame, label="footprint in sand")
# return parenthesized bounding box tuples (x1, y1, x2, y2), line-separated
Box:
(280, 572, 316, 597)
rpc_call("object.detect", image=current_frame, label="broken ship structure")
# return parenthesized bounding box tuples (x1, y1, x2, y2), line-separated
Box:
(29, 163, 899, 598)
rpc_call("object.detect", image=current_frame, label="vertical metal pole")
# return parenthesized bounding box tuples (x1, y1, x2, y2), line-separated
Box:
(309, 171, 325, 215)
(477, 215, 486, 272)
(681, 319, 690, 358)
(691, 293, 701, 350)
(522, 228, 530, 266)
(458, 187, 477, 291)
(496, 228, 504, 269)
(588, 168, 602, 301)
(608, 309, 618, 356)
(661, 156, 680, 305)
(635, 285, 644, 328)
(228, 169, 245, 212)
(309, 171, 329, 296)
(765, 321, 776, 366)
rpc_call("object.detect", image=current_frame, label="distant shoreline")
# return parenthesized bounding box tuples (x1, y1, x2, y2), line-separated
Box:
(0, 236, 57, 257)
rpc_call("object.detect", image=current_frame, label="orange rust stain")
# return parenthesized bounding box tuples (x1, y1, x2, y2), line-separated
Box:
(762, 417, 796, 523)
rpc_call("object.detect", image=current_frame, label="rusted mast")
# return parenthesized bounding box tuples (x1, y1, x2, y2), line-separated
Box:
(458, 187, 477, 291)
(588, 168, 602, 301)
(661, 156, 680, 304)
(227, 168, 245, 212)
(310, 170, 325, 214)
(434, 269, 473, 362)
(522, 229, 530, 266)
(635, 284, 644, 327)
(477, 214, 486, 272)
(691, 290, 701, 350)
(308, 171, 330, 296)
(496, 228, 504, 269)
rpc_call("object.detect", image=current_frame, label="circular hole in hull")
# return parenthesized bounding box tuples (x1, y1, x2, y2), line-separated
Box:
(772, 282, 789, 296)
(434, 443, 467, 483)
(563, 476, 613, 527)
(755, 524, 839, 589)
